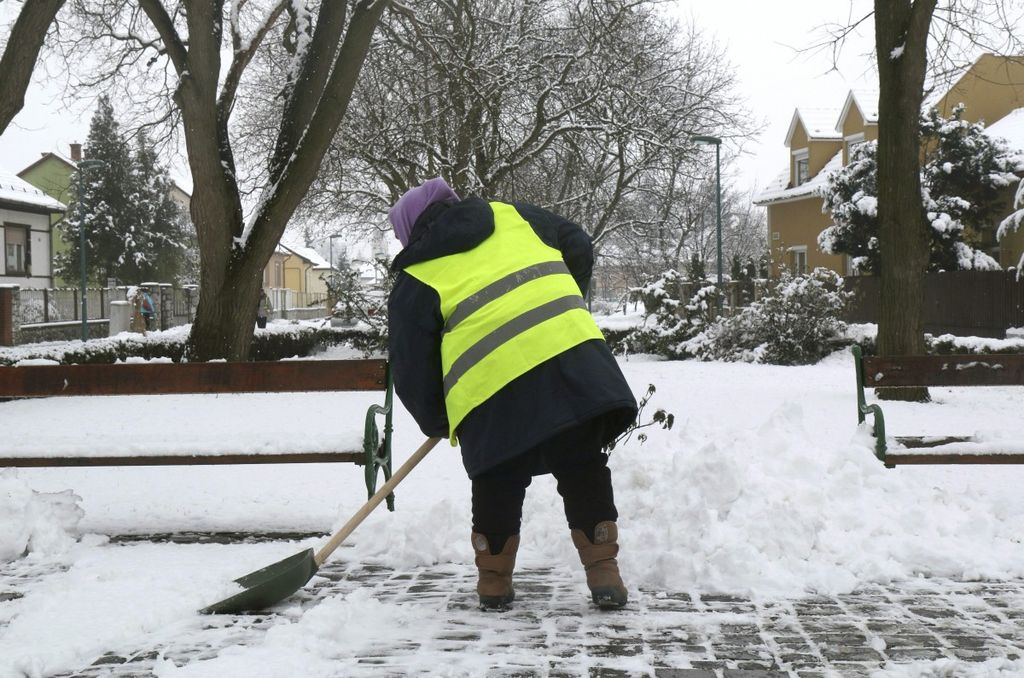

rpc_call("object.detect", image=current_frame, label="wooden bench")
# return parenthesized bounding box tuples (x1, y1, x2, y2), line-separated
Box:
(852, 345, 1024, 467)
(0, 359, 398, 509)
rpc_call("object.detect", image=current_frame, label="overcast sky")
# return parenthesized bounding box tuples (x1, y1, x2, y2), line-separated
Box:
(669, 0, 877, 195)
(0, 1, 877, 198)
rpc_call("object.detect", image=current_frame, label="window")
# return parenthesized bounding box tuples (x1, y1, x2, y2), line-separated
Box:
(4, 224, 29, 276)
(789, 247, 807, 275)
(795, 157, 810, 185)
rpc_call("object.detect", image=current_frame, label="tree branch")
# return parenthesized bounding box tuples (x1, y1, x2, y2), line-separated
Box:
(137, 0, 188, 74)
(0, 0, 66, 133)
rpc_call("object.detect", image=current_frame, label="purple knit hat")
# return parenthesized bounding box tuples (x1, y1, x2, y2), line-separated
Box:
(388, 177, 460, 247)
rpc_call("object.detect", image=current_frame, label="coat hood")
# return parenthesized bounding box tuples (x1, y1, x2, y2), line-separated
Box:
(391, 197, 495, 271)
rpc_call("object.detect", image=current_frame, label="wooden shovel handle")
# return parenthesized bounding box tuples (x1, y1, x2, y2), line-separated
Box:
(315, 436, 442, 566)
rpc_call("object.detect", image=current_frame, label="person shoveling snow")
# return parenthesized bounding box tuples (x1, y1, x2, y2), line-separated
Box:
(387, 177, 638, 610)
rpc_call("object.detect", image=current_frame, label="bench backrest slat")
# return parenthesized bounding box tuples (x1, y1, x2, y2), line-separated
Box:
(0, 359, 387, 397)
(863, 354, 1024, 387)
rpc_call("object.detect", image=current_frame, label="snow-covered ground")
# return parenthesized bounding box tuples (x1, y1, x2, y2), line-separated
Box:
(2, 344, 1023, 676)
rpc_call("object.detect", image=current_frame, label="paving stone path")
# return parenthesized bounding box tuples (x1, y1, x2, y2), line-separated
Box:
(3, 536, 1023, 677)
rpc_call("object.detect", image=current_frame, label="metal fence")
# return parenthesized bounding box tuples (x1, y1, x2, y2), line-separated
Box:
(16, 285, 326, 328)
(17, 287, 118, 325)
(267, 288, 328, 312)
(843, 270, 1024, 338)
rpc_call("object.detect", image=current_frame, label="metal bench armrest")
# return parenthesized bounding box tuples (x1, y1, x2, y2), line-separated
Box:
(852, 345, 888, 463)
(362, 363, 396, 510)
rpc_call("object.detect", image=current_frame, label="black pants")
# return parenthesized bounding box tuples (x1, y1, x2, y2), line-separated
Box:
(471, 420, 617, 544)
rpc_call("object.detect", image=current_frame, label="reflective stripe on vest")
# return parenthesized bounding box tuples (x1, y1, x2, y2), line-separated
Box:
(404, 201, 606, 443)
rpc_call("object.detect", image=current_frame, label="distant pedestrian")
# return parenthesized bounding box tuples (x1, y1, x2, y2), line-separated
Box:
(256, 289, 273, 329)
(140, 288, 156, 331)
(387, 177, 637, 611)
(129, 287, 147, 334)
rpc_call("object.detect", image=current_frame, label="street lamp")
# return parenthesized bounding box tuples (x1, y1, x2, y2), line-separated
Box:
(328, 233, 347, 274)
(75, 159, 105, 342)
(692, 135, 723, 286)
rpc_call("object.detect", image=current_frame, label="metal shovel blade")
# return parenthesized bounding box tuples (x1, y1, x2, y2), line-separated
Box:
(201, 547, 318, 615)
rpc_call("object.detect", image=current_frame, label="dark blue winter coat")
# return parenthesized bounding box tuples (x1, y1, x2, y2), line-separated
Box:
(388, 197, 637, 479)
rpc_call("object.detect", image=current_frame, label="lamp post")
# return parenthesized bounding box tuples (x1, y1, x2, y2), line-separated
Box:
(75, 159, 105, 342)
(692, 135, 723, 286)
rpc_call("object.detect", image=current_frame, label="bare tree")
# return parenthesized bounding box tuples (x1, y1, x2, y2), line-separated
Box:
(2, 0, 393, 361)
(293, 0, 754, 252)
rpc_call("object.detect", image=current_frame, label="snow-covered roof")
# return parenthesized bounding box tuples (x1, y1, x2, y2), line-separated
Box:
(785, 107, 843, 146)
(754, 149, 844, 206)
(281, 241, 332, 269)
(0, 165, 66, 212)
(984, 107, 1024, 152)
(838, 88, 879, 130)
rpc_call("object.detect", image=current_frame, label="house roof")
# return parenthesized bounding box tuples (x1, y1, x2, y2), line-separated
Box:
(280, 241, 333, 269)
(0, 165, 66, 213)
(785, 107, 843, 146)
(838, 88, 879, 130)
(18, 151, 192, 200)
(16, 151, 78, 179)
(754, 148, 844, 206)
(984, 107, 1024, 155)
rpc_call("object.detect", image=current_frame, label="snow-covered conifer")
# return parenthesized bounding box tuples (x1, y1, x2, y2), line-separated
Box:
(57, 98, 188, 284)
(820, 106, 1018, 273)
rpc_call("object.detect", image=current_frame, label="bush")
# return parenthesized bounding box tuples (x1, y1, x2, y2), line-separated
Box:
(0, 324, 387, 366)
(625, 270, 721, 359)
(688, 268, 850, 365)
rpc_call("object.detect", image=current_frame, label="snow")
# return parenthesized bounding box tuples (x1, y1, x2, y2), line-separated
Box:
(280, 239, 333, 269)
(0, 165, 66, 212)
(983, 107, 1024, 155)
(2, 345, 1024, 674)
(0, 471, 83, 562)
(872, 657, 1024, 677)
(890, 44, 905, 60)
(790, 107, 844, 141)
(754, 149, 844, 205)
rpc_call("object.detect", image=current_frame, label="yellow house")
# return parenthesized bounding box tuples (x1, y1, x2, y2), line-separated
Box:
(262, 242, 331, 296)
(755, 55, 1024, 276)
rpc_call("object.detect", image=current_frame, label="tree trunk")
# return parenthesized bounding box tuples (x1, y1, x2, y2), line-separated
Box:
(0, 0, 66, 134)
(873, 0, 936, 402)
(186, 253, 264, 362)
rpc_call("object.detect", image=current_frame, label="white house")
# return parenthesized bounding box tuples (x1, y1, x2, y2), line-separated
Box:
(0, 165, 65, 287)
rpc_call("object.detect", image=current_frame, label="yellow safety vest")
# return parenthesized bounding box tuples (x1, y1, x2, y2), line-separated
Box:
(405, 201, 606, 444)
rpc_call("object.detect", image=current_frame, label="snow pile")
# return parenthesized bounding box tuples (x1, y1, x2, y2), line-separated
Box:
(872, 657, 1024, 677)
(615, 403, 1023, 595)
(0, 470, 83, 561)
(340, 396, 1024, 599)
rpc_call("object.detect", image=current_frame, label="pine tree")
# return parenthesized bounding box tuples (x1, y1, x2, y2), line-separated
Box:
(58, 95, 133, 285)
(57, 97, 188, 284)
(820, 106, 1018, 273)
(126, 131, 187, 282)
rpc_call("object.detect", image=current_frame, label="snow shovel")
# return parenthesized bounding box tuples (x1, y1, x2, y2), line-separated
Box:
(201, 436, 442, 614)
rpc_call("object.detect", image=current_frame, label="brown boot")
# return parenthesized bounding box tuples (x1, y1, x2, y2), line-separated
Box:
(472, 533, 519, 610)
(571, 521, 628, 609)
